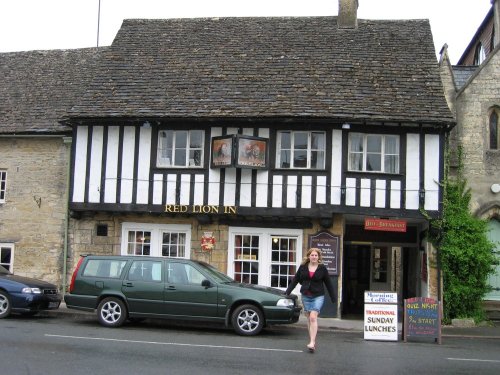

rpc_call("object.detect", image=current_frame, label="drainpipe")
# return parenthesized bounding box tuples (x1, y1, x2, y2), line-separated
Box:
(62, 136, 72, 293)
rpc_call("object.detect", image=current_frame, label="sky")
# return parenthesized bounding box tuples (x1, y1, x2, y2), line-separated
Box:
(0, 0, 493, 64)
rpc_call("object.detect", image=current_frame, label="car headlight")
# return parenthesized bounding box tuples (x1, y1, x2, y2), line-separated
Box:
(276, 298, 294, 307)
(22, 287, 42, 294)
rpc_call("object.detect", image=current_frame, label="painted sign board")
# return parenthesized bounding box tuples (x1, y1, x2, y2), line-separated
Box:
(364, 218, 407, 232)
(308, 231, 339, 275)
(364, 291, 398, 341)
(404, 297, 441, 344)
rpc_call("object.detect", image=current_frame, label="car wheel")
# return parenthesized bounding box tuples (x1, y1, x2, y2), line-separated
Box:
(97, 297, 127, 327)
(231, 304, 264, 336)
(0, 291, 12, 319)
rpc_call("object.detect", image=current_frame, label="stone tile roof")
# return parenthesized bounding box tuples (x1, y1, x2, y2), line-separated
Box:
(0, 48, 104, 134)
(69, 17, 454, 126)
(452, 66, 477, 90)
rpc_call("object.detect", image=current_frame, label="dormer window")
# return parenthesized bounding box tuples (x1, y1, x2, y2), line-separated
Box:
(473, 42, 486, 65)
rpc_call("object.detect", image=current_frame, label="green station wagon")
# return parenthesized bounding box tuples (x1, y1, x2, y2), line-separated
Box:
(65, 255, 301, 335)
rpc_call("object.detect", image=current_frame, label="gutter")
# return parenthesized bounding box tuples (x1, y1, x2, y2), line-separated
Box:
(62, 136, 72, 293)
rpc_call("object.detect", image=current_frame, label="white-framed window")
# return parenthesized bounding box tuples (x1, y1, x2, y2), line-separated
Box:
(276, 131, 325, 169)
(121, 223, 191, 259)
(0, 243, 14, 271)
(348, 133, 400, 173)
(0, 170, 6, 203)
(157, 130, 204, 168)
(227, 227, 302, 290)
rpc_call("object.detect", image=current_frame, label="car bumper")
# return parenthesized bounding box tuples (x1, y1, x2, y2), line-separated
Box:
(264, 306, 302, 325)
(10, 293, 62, 313)
(64, 294, 98, 312)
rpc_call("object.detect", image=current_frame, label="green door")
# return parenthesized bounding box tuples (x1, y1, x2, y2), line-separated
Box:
(122, 259, 165, 314)
(164, 261, 219, 319)
(485, 219, 500, 301)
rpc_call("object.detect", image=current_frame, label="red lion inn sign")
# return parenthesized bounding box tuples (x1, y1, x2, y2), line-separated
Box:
(364, 218, 407, 233)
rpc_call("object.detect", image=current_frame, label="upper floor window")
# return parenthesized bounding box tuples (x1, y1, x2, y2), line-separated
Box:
(0, 170, 6, 203)
(157, 130, 204, 168)
(348, 133, 400, 174)
(490, 110, 499, 150)
(473, 42, 486, 65)
(276, 131, 325, 169)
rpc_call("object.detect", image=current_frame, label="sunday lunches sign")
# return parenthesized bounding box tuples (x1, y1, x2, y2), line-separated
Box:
(364, 292, 398, 341)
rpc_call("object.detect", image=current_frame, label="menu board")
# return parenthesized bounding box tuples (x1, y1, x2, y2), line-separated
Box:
(309, 231, 339, 275)
(404, 297, 441, 344)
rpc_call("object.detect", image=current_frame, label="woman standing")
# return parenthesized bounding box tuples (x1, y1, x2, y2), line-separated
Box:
(286, 248, 336, 353)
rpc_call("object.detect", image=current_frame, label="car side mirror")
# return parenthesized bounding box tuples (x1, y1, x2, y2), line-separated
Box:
(201, 279, 212, 288)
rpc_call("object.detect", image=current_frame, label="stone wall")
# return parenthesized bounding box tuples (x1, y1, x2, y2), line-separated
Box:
(454, 50, 500, 215)
(0, 137, 70, 286)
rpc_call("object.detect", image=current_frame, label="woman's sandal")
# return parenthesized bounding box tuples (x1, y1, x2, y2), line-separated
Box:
(307, 345, 315, 353)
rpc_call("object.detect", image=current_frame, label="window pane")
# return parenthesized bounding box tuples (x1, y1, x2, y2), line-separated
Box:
(366, 153, 381, 171)
(280, 150, 291, 168)
(385, 136, 399, 154)
(311, 151, 324, 169)
(280, 132, 291, 149)
(190, 130, 203, 148)
(293, 133, 308, 150)
(293, 150, 307, 168)
(176, 131, 187, 148)
(174, 149, 186, 166)
(350, 134, 363, 152)
(311, 132, 325, 150)
(385, 155, 399, 174)
(349, 153, 363, 171)
(189, 150, 202, 166)
(366, 135, 382, 152)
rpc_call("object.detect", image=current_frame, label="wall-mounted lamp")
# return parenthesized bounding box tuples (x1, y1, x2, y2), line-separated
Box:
(342, 123, 351, 130)
(419, 188, 426, 206)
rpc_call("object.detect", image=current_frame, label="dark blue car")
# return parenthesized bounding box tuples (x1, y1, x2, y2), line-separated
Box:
(0, 265, 62, 318)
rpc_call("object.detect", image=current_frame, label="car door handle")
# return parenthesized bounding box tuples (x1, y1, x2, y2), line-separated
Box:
(123, 282, 134, 287)
(165, 285, 176, 290)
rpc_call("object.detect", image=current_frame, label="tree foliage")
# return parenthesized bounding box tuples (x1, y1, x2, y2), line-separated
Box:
(429, 148, 496, 323)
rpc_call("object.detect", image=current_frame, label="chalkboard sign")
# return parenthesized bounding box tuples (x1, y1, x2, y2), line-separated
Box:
(404, 297, 441, 344)
(309, 231, 339, 275)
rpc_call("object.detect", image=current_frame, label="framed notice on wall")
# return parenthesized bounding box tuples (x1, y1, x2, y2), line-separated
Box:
(234, 135, 268, 169)
(211, 136, 234, 168)
(308, 231, 339, 275)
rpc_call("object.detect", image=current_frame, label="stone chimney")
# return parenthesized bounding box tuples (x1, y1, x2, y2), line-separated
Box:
(338, 0, 359, 29)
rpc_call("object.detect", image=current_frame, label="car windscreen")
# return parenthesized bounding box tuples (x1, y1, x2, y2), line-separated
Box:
(197, 262, 234, 283)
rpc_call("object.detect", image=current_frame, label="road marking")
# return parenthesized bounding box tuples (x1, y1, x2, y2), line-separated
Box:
(447, 358, 500, 363)
(45, 334, 302, 353)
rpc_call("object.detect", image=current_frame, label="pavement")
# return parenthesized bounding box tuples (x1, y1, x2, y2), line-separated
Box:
(45, 303, 500, 339)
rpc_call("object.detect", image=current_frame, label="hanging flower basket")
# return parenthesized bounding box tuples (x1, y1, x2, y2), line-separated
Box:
(201, 232, 216, 252)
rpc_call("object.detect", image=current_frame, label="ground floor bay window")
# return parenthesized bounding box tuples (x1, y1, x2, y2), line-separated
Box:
(120, 223, 191, 259)
(227, 227, 303, 290)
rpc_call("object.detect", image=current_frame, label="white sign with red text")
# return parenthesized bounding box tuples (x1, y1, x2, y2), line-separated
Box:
(364, 303, 399, 341)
